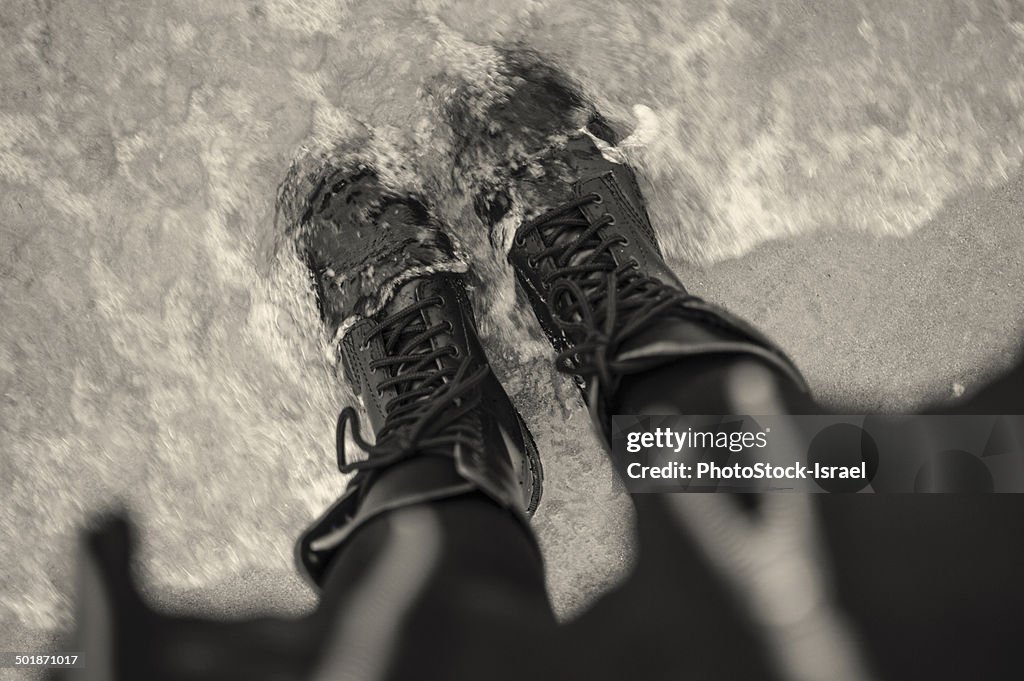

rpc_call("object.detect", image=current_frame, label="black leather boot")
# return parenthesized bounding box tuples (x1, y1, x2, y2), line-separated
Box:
(445, 52, 808, 441)
(280, 160, 542, 587)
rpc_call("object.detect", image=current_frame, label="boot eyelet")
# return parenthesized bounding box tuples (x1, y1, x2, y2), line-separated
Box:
(514, 234, 527, 247)
(527, 256, 539, 267)
(376, 388, 384, 398)
(619, 236, 630, 246)
(449, 346, 461, 358)
(589, 192, 604, 204)
(444, 321, 454, 333)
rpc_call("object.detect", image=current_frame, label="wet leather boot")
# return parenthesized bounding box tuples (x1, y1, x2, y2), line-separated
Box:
(280, 160, 543, 587)
(444, 52, 807, 441)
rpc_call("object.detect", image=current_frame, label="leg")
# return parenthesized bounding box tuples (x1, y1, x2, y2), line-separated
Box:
(615, 354, 816, 417)
(282, 153, 556, 678)
(308, 484, 555, 681)
(450, 53, 818, 681)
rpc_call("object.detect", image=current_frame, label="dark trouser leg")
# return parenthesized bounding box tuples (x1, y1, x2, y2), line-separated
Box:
(560, 354, 813, 681)
(617, 353, 816, 511)
(614, 353, 817, 416)
(305, 458, 557, 681)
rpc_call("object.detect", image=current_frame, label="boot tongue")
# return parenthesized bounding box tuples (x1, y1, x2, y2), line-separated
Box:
(523, 136, 625, 323)
(534, 134, 625, 267)
(376, 279, 439, 392)
(375, 278, 467, 419)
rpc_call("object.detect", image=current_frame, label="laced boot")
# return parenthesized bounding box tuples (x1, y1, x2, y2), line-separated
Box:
(280, 160, 543, 587)
(446, 53, 807, 441)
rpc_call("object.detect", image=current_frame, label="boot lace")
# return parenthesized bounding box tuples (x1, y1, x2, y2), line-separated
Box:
(514, 193, 698, 395)
(335, 293, 488, 474)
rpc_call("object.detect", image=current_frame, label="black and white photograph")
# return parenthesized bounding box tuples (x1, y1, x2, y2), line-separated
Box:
(1, 0, 1023, 679)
